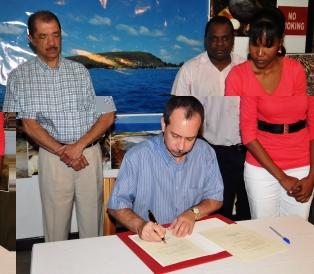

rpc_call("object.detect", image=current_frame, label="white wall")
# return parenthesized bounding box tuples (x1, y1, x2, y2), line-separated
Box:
(17, 170, 119, 239)
(4, 131, 15, 155)
(17, 176, 78, 239)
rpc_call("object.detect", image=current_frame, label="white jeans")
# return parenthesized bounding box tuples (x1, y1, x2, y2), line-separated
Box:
(244, 162, 313, 220)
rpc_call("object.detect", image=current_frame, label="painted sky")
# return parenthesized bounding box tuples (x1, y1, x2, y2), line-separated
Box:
(0, 0, 209, 69)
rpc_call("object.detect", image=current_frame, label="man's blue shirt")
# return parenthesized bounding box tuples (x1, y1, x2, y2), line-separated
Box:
(107, 133, 223, 225)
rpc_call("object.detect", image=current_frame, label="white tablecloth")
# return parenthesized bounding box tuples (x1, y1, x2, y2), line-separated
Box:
(31, 215, 314, 274)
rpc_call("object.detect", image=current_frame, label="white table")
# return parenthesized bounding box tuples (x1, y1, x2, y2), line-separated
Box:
(31, 215, 314, 274)
(0, 246, 16, 274)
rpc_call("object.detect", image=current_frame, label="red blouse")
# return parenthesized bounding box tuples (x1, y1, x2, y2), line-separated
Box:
(225, 57, 307, 96)
(240, 96, 314, 170)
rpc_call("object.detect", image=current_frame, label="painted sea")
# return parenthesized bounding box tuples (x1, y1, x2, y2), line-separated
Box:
(0, 68, 179, 113)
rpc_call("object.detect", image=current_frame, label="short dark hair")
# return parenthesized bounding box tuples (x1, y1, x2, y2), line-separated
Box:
(28, 10, 61, 37)
(163, 96, 204, 129)
(205, 16, 234, 36)
(249, 7, 285, 53)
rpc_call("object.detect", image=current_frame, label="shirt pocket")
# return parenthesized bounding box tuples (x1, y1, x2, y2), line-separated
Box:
(78, 96, 96, 112)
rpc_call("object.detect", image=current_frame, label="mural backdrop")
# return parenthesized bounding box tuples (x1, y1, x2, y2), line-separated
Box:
(0, 0, 210, 112)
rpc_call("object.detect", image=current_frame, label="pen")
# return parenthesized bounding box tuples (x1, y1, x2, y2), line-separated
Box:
(269, 226, 290, 244)
(148, 210, 167, 244)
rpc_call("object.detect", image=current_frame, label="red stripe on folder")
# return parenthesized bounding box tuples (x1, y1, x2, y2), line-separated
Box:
(117, 214, 234, 273)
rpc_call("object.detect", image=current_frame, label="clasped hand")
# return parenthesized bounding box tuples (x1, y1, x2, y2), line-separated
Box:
(287, 175, 314, 203)
(55, 143, 89, 171)
(281, 175, 313, 203)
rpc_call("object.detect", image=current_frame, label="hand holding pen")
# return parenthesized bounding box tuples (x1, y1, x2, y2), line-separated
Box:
(148, 210, 167, 243)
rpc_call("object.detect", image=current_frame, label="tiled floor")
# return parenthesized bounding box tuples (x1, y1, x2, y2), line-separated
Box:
(17, 250, 31, 274)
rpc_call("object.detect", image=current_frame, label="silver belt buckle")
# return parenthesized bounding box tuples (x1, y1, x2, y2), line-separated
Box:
(283, 124, 289, 134)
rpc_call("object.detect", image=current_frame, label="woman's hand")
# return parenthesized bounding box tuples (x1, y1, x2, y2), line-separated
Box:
(279, 175, 300, 192)
(288, 176, 314, 203)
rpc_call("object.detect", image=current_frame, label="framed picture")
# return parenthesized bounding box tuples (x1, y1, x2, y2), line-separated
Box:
(210, 0, 277, 36)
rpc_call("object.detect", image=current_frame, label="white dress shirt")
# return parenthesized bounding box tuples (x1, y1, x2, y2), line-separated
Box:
(171, 51, 246, 145)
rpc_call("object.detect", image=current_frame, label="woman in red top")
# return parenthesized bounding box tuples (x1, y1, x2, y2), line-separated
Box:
(225, 7, 314, 219)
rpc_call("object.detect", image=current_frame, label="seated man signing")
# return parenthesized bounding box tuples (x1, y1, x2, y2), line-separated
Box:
(107, 96, 223, 242)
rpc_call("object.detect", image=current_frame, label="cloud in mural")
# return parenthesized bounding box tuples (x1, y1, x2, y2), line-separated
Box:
(71, 49, 92, 55)
(112, 36, 120, 41)
(139, 26, 163, 37)
(176, 35, 202, 46)
(162, 55, 172, 60)
(116, 24, 138, 35)
(160, 49, 167, 55)
(55, 0, 66, 5)
(135, 6, 151, 15)
(193, 47, 202, 52)
(89, 14, 111, 25)
(0, 24, 24, 35)
(172, 44, 181, 49)
(68, 14, 85, 22)
(115, 24, 163, 37)
(61, 30, 68, 37)
(88, 35, 99, 42)
(99, 0, 107, 9)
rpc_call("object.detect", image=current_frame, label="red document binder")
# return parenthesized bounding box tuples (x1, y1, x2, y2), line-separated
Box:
(117, 214, 234, 273)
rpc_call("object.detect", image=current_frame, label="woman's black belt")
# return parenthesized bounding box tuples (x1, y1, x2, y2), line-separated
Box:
(257, 120, 306, 134)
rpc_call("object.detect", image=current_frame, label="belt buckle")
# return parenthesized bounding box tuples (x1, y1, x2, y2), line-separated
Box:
(236, 143, 243, 150)
(283, 124, 289, 134)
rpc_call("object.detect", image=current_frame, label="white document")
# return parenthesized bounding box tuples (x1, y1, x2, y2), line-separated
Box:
(199, 223, 288, 261)
(129, 218, 227, 267)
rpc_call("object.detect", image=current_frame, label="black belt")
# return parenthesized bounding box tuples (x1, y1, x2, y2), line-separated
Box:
(257, 120, 306, 134)
(60, 141, 99, 148)
(210, 143, 246, 151)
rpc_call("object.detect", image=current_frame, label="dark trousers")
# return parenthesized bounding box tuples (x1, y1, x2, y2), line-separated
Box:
(210, 143, 251, 221)
(309, 199, 314, 225)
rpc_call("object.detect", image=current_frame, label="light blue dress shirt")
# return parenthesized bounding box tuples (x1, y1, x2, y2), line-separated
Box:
(107, 133, 223, 225)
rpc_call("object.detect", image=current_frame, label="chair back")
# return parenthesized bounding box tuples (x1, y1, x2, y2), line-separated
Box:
(103, 177, 116, 236)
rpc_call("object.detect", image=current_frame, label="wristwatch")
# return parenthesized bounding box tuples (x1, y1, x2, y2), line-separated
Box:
(190, 207, 200, 220)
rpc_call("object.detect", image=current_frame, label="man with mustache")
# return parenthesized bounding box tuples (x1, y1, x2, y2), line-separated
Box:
(107, 96, 223, 242)
(171, 16, 251, 221)
(3, 11, 116, 242)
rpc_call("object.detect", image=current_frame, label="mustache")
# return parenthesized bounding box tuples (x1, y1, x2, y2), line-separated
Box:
(173, 149, 183, 154)
(47, 46, 58, 50)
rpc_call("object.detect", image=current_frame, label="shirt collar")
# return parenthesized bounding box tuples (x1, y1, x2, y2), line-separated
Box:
(35, 55, 62, 72)
(200, 51, 235, 70)
(157, 133, 188, 167)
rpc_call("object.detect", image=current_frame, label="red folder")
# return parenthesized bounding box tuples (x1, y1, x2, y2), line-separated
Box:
(117, 214, 234, 273)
